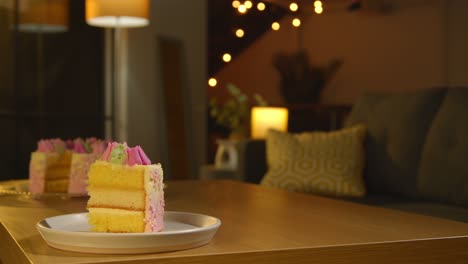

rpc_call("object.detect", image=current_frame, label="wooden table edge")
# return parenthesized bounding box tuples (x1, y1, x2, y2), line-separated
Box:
(54, 236, 468, 264)
(0, 219, 33, 264)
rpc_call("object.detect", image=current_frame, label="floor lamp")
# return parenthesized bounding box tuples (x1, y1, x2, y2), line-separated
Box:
(18, 1, 69, 127)
(85, 0, 149, 141)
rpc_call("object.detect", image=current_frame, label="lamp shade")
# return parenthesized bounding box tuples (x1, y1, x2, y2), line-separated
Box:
(251, 107, 289, 139)
(18, 0, 69, 33)
(86, 0, 149, 28)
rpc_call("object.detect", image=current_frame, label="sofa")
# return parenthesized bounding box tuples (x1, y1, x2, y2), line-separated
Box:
(243, 87, 468, 222)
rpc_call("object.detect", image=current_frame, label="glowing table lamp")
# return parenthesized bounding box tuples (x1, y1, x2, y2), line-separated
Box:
(251, 107, 289, 139)
(85, 0, 149, 140)
(86, 0, 149, 28)
(18, 0, 69, 33)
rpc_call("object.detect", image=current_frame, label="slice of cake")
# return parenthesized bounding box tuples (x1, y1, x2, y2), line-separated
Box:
(29, 139, 72, 193)
(68, 138, 107, 194)
(87, 142, 165, 233)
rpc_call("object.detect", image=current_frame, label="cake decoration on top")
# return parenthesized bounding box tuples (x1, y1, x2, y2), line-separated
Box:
(36, 138, 108, 154)
(101, 142, 152, 166)
(37, 138, 68, 153)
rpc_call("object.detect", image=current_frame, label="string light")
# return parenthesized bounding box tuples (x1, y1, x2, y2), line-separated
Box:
(314, 0, 322, 8)
(235, 29, 245, 38)
(208, 78, 217, 87)
(232, 0, 241, 8)
(238, 4, 247, 14)
(289, 2, 299, 12)
(244, 0, 253, 9)
(315, 5, 323, 14)
(257, 2, 266, 11)
(271, 22, 280, 31)
(292, 18, 301, 27)
(223, 53, 232, 63)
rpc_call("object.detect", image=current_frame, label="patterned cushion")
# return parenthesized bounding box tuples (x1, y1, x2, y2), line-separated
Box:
(261, 125, 367, 197)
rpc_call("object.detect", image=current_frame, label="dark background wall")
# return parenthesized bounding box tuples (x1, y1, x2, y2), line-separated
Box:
(0, 0, 104, 180)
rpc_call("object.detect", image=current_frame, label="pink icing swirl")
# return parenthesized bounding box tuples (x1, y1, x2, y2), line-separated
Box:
(37, 139, 66, 153)
(73, 139, 87, 153)
(126, 146, 151, 166)
(37, 138, 107, 154)
(101, 142, 152, 166)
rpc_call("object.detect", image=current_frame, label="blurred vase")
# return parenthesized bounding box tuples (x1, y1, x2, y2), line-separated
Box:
(214, 140, 238, 170)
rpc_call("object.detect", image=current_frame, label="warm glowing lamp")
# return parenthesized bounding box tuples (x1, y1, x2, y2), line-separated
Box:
(251, 107, 289, 139)
(86, 0, 149, 28)
(18, 0, 69, 33)
(86, 0, 149, 141)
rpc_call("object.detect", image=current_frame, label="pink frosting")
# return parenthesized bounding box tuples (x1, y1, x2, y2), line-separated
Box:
(144, 167, 165, 232)
(90, 140, 107, 154)
(100, 142, 117, 161)
(65, 140, 74, 150)
(37, 139, 66, 153)
(73, 140, 87, 153)
(101, 142, 152, 166)
(37, 140, 54, 152)
(126, 146, 151, 166)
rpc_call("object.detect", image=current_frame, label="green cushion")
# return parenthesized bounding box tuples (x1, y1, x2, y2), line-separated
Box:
(346, 89, 445, 198)
(418, 89, 468, 206)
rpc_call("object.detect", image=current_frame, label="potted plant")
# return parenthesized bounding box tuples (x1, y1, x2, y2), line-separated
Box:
(209, 83, 267, 140)
(209, 83, 267, 170)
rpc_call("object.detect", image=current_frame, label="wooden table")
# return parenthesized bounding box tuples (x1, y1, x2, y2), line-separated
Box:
(1, 180, 468, 264)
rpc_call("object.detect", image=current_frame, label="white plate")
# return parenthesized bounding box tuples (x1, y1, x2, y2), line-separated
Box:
(37, 211, 221, 254)
(0, 179, 87, 198)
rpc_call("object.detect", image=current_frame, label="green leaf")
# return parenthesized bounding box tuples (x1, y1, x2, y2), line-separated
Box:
(253, 94, 268, 106)
(227, 83, 240, 95)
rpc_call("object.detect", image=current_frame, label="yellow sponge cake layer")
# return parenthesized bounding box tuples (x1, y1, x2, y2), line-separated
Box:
(45, 179, 69, 193)
(29, 151, 72, 193)
(88, 161, 145, 190)
(45, 167, 72, 180)
(88, 188, 145, 210)
(88, 208, 145, 233)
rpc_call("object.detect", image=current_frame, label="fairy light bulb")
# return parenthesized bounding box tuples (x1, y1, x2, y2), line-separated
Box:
(257, 2, 266, 11)
(271, 22, 280, 31)
(292, 18, 301, 27)
(238, 4, 247, 14)
(315, 5, 323, 14)
(223, 53, 232, 63)
(235, 29, 245, 38)
(289, 2, 299, 12)
(208, 78, 217, 87)
(232, 0, 241, 8)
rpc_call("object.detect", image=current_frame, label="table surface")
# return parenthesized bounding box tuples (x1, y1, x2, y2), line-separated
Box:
(1, 180, 468, 264)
